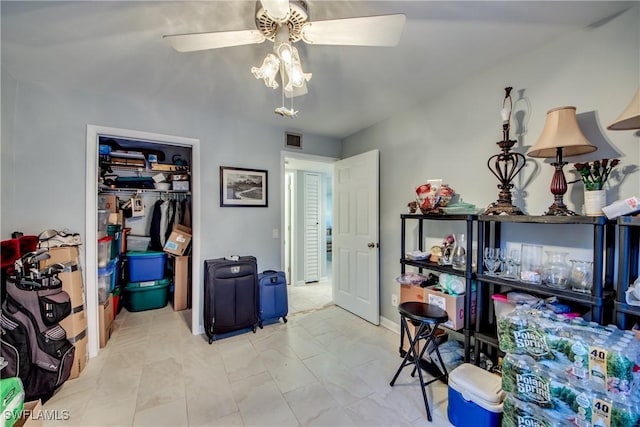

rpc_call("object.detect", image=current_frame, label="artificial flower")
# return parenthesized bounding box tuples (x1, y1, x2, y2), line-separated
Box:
(573, 159, 620, 191)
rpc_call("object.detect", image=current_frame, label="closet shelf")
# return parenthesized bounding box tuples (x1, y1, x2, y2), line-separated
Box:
(99, 187, 190, 195)
(100, 162, 191, 175)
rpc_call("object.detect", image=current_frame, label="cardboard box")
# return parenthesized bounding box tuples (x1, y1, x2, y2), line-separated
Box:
(424, 286, 476, 331)
(59, 307, 87, 339)
(108, 211, 124, 225)
(99, 194, 119, 213)
(98, 295, 114, 348)
(14, 400, 43, 427)
(68, 331, 88, 380)
(400, 284, 425, 354)
(58, 268, 84, 308)
(163, 224, 191, 256)
(39, 247, 79, 268)
(172, 255, 190, 311)
(400, 284, 425, 303)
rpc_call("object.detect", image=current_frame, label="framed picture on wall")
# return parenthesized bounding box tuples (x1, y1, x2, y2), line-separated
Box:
(220, 166, 268, 207)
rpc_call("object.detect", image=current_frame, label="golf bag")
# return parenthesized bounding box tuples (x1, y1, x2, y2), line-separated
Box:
(0, 251, 74, 401)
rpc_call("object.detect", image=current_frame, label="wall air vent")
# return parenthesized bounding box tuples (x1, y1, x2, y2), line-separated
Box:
(285, 132, 302, 149)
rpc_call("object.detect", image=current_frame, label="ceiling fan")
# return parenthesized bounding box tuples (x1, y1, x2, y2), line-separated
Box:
(164, 0, 405, 117)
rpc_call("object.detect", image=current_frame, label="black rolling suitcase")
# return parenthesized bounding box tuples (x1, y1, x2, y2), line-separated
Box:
(257, 270, 288, 328)
(203, 256, 259, 343)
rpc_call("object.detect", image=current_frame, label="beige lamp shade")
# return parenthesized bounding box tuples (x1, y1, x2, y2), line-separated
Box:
(528, 106, 597, 158)
(607, 88, 640, 130)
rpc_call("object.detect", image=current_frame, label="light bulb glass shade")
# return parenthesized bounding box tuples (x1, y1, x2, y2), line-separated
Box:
(607, 88, 640, 130)
(289, 65, 308, 86)
(251, 53, 280, 89)
(528, 106, 597, 158)
(283, 46, 311, 91)
(273, 24, 293, 65)
(277, 43, 293, 64)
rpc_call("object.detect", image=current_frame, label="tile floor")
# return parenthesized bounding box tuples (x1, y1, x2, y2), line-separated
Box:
(43, 294, 452, 426)
(287, 280, 333, 315)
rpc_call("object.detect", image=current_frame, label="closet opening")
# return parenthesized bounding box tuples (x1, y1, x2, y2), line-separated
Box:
(85, 125, 201, 358)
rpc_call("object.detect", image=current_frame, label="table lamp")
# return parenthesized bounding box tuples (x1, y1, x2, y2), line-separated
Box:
(607, 88, 640, 130)
(528, 106, 597, 216)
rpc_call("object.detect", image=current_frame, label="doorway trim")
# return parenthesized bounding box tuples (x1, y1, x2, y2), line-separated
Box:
(281, 151, 337, 289)
(85, 125, 201, 358)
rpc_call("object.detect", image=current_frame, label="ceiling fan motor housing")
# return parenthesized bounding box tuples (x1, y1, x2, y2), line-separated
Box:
(255, 0, 309, 42)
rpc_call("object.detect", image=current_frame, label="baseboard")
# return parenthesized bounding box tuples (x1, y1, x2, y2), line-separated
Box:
(380, 315, 400, 335)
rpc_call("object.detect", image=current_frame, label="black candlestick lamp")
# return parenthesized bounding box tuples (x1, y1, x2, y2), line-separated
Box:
(527, 106, 597, 216)
(485, 87, 526, 215)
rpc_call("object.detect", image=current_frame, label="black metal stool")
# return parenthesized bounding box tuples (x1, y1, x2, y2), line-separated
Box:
(390, 301, 449, 422)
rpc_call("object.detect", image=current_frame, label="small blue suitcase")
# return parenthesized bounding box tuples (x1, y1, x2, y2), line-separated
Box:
(258, 270, 288, 328)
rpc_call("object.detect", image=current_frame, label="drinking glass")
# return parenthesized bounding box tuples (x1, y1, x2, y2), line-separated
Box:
(484, 247, 499, 276)
(498, 248, 509, 275)
(520, 244, 543, 284)
(505, 249, 521, 279)
(569, 260, 593, 294)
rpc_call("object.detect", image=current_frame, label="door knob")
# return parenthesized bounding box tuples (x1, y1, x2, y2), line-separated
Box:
(368, 242, 376, 248)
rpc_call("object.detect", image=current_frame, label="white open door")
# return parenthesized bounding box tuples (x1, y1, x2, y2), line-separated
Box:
(332, 150, 379, 325)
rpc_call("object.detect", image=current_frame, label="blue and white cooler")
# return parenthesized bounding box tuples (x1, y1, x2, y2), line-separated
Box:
(447, 363, 504, 427)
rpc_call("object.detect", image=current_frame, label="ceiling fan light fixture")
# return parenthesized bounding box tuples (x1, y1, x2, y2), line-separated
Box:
(273, 24, 293, 65)
(251, 53, 281, 89)
(260, 0, 293, 23)
(166, 0, 405, 116)
(288, 66, 311, 89)
(283, 46, 311, 90)
(277, 43, 293, 65)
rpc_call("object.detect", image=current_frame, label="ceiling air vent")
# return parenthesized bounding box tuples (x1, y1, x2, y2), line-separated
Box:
(285, 132, 302, 149)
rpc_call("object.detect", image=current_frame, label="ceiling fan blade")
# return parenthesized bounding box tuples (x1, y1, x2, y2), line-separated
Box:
(301, 14, 406, 47)
(164, 29, 265, 52)
(260, 0, 290, 22)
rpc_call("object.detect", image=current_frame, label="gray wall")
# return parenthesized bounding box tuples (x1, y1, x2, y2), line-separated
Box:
(0, 75, 342, 274)
(1, 70, 17, 211)
(343, 6, 640, 324)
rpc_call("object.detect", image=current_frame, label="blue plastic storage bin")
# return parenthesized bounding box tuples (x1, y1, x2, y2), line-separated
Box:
(447, 363, 504, 427)
(98, 259, 116, 304)
(126, 251, 166, 282)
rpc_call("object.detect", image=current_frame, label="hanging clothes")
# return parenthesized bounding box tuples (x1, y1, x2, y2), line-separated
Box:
(174, 199, 183, 228)
(165, 199, 177, 243)
(159, 200, 170, 247)
(149, 199, 164, 251)
(181, 197, 191, 228)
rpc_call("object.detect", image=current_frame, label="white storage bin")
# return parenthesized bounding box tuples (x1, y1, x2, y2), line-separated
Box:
(126, 235, 151, 252)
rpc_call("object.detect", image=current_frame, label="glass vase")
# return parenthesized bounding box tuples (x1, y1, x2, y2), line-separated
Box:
(451, 233, 466, 271)
(520, 244, 543, 284)
(542, 251, 570, 289)
(570, 260, 593, 294)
